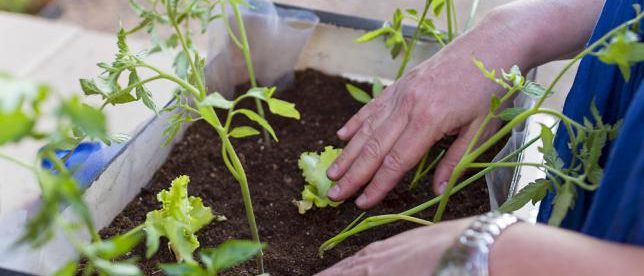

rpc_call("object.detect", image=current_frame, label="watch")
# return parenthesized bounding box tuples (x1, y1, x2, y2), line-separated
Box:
(433, 211, 523, 276)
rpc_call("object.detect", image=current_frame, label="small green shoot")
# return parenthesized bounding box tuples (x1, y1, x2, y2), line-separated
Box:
(293, 146, 343, 214)
(144, 175, 223, 263)
(160, 240, 265, 276)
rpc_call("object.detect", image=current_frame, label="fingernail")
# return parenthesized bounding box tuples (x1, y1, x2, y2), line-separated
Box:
(438, 181, 447, 194)
(328, 186, 341, 199)
(356, 194, 368, 207)
(328, 163, 340, 178)
(337, 127, 347, 137)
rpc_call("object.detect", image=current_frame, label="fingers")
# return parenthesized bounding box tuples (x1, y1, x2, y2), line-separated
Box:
(327, 106, 409, 202)
(432, 125, 478, 195)
(355, 110, 441, 209)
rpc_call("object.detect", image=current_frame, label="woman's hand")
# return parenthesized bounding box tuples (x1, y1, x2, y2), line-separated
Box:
(316, 218, 472, 276)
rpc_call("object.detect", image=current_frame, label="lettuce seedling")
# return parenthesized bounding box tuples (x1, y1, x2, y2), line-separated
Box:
(293, 146, 343, 214)
(144, 175, 223, 263)
(160, 240, 265, 276)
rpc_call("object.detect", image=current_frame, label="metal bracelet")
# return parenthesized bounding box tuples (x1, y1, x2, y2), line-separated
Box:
(434, 211, 523, 276)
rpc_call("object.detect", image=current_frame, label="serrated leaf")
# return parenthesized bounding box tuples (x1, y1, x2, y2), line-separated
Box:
(548, 183, 576, 226)
(267, 98, 300, 119)
(200, 92, 233, 109)
(522, 81, 549, 98)
(236, 109, 277, 141)
(499, 179, 549, 212)
(229, 126, 260, 138)
(345, 84, 371, 104)
(595, 30, 644, 80)
(79, 79, 104, 96)
(294, 146, 343, 214)
(144, 175, 215, 262)
(497, 107, 527, 121)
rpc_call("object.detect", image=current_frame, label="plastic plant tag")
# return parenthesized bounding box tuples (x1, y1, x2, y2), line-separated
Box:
(205, 0, 319, 98)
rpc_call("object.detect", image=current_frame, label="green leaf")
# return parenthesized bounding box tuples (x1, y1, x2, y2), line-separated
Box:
(80, 79, 104, 96)
(595, 30, 644, 80)
(236, 109, 277, 141)
(267, 98, 300, 119)
(0, 111, 34, 145)
(354, 27, 391, 43)
(499, 179, 549, 212)
(160, 262, 205, 276)
(144, 175, 215, 262)
(93, 259, 141, 276)
(86, 229, 144, 259)
(200, 92, 233, 109)
(548, 183, 576, 226)
(245, 87, 275, 100)
(229, 126, 260, 138)
(293, 146, 343, 214)
(53, 261, 78, 276)
(174, 51, 190, 80)
(497, 107, 527, 121)
(522, 81, 549, 98)
(200, 240, 264, 274)
(345, 84, 372, 104)
(60, 97, 107, 140)
(372, 77, 384, 97)
(473, 58, 496, 80)
(431, 0, 446, 16)
(129, 70, 157, 113)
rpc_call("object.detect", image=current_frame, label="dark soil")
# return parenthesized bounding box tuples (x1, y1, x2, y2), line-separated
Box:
(101, 69, 503, 275)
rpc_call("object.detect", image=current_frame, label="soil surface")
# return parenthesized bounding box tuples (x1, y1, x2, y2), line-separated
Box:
(101, 69, 503, 275)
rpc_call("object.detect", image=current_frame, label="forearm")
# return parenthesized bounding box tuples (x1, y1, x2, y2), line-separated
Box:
(490, 222, 644, 275)
(487, 0, 605, 67)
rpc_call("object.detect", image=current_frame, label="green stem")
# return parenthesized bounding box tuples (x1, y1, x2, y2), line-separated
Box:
(0, 152, 34, 171)
(468, 162, 594, 190)
(229, 1, 271, 146)
(320, 135, 540, 253)
(167, 1, 206, 98)
(396, 0, 433, 79)
(445, 0, 454, 42)
(464, 0, 481, 31)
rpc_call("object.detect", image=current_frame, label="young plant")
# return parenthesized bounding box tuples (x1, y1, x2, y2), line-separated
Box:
(160, 240, 264, 276)
(293, 146, 343, 214)
(81, 0, 300, 272)
(319, 6, 644, 254)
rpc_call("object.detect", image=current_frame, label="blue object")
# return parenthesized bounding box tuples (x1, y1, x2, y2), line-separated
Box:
(42, 142, 125, 189)
(537, 0, 644, 245)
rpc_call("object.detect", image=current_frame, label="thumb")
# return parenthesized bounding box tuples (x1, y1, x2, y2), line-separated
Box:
(432, 127, 476, 195)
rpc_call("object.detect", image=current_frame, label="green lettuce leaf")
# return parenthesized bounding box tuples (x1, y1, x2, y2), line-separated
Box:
(144, 175, 218, 262)
(293, 146, 343, 214)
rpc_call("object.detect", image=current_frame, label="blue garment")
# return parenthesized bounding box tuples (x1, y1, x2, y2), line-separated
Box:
(537, 0, 644, 245)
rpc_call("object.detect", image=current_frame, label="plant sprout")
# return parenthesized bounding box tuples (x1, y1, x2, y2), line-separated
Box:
(80, 1, 300, 272)
(293, 146, 343, 214)
(319, 6, 644, 255)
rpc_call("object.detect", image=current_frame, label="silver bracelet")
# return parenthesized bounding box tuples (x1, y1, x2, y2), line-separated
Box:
(433, 211, 523, 276)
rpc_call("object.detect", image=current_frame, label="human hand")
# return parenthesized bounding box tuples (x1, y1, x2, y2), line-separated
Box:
(316, 218, 472, 276)
(326, 35, 512, 209)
